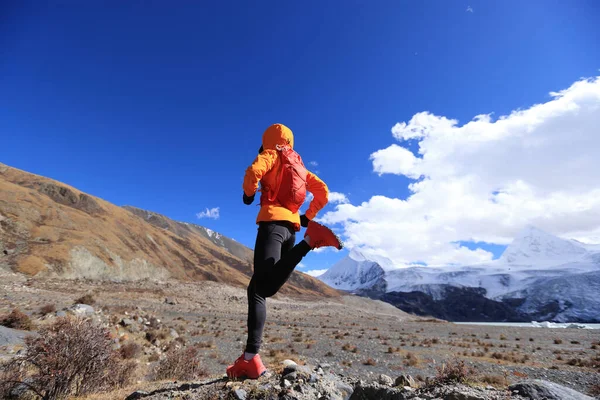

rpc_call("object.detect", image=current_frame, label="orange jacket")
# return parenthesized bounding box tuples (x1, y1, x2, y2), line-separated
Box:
(243, 124, 329, 231)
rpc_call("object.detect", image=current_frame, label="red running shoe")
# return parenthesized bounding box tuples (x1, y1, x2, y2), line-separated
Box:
(226, 353, 267, 379)
(305, 221, 344, 250)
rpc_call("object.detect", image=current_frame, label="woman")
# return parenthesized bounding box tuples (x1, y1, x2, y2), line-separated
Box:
(226, 123, 343, 379)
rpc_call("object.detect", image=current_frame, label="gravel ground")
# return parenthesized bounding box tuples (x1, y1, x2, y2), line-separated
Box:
(1, 272, 599, 398)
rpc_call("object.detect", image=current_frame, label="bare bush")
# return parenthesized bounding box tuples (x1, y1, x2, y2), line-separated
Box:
(74, 293, 96, 305)
(434, 359, 474, 385)
(153, 346, 207, 381)
(0, 308, 34, 330)
(0, 317, 134, 399)
(120, 342, 142, 359)
(39, 304, 57, 316)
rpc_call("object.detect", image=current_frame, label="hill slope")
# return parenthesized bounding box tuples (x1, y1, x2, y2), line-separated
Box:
(0, 162, 338, 298)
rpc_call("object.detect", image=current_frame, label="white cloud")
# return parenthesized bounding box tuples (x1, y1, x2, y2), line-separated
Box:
(308, 161, 319, 167)
(298, 262, 307, 269)
(329, 192, 349, 204)
(304, 269, 328, 277)
(304, 192, 314, 204)
(466, 6, 474, 13)
(321, 76, 600, 266)
(196, 207, 220, 219)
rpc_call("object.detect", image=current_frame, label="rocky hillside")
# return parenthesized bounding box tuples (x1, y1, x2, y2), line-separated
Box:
(122, 206, 253, 264)
(0, 162, 338, 298)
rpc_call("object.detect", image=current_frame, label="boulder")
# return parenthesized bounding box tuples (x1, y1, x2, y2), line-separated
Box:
(378, 374, 394, 387)
(509, 380, 594, 400)
(68, 304, 94, 316)
(395, 375, 416, 388)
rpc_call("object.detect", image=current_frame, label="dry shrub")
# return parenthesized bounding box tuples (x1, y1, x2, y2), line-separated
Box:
(341, 343, 357, 352)
(554, 338, 563, 344)
(75, 293, 95, 305)
(153, 346, 207, 381)
(404, 351, 419, 367)
(434, 359, 473, 385)
(120, 342, 142, 359)
(479, 374, 508, 387)
(589, 383, 600, 397)
(363, 358, 377, 366)
(40, 303, 57, 316)
(1, 308, 34, 331)
(0, 317, 134, 399)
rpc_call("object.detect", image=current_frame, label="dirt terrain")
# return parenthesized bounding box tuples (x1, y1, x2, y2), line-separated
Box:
(1, 267, 598, 398)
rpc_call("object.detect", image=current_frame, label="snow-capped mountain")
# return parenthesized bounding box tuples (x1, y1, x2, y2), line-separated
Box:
(319, 226, 600, 322)
(499, 226, 589, 267)
(319, 250, 387, 291)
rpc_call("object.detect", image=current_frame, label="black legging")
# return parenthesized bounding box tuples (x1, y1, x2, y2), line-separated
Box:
(245, 221, 311, 354)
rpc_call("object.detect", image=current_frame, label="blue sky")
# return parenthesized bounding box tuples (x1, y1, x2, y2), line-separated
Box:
(1, 1, 599, 273)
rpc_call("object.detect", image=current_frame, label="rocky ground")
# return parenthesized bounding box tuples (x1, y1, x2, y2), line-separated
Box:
(1, 267, 599, 399)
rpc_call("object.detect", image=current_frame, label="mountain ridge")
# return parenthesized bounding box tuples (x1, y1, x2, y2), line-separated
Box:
(0, 162, 339, 298)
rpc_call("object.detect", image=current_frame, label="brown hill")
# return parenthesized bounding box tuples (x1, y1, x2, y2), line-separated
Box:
(0, 162, 339, 298)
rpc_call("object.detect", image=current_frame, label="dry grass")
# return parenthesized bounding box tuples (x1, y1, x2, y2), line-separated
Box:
(0, 308, 34, 330)
(403, 351, 420, 367)
(39, 303, 57, 315)
(120, 342, 142, 360)
(153, 345, 207, 381)
(75, 293, 96, 305)
(478, 374, 508, 387)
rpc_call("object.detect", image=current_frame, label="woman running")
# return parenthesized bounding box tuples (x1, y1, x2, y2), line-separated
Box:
(226, 123, 343, 379)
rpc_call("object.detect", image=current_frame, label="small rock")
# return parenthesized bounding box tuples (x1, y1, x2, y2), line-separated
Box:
(136, 317, 144, 324)
(56, 311, 67, 318)
(68, 304, 94, 316)
(318, 363, 331, 369)
(309, 374, 319, 383)
(125, 390, 149, 399)
(232, 388, 247, 400)
(335, 381, 354, 397)
(317, 367, 324, 375)
(378, 374, 394, 386)
(169, 329, 179, 339)
(283, 379, 292, 389)
(120, 318, 134, 327)
(282, 359, 298, 370)
(395, 374, 416, 388)
(283, 371, 297, 381)
(165, 298, 176, 305)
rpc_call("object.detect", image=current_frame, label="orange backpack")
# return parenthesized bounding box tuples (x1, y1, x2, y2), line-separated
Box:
(266, 145, 307, 213)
